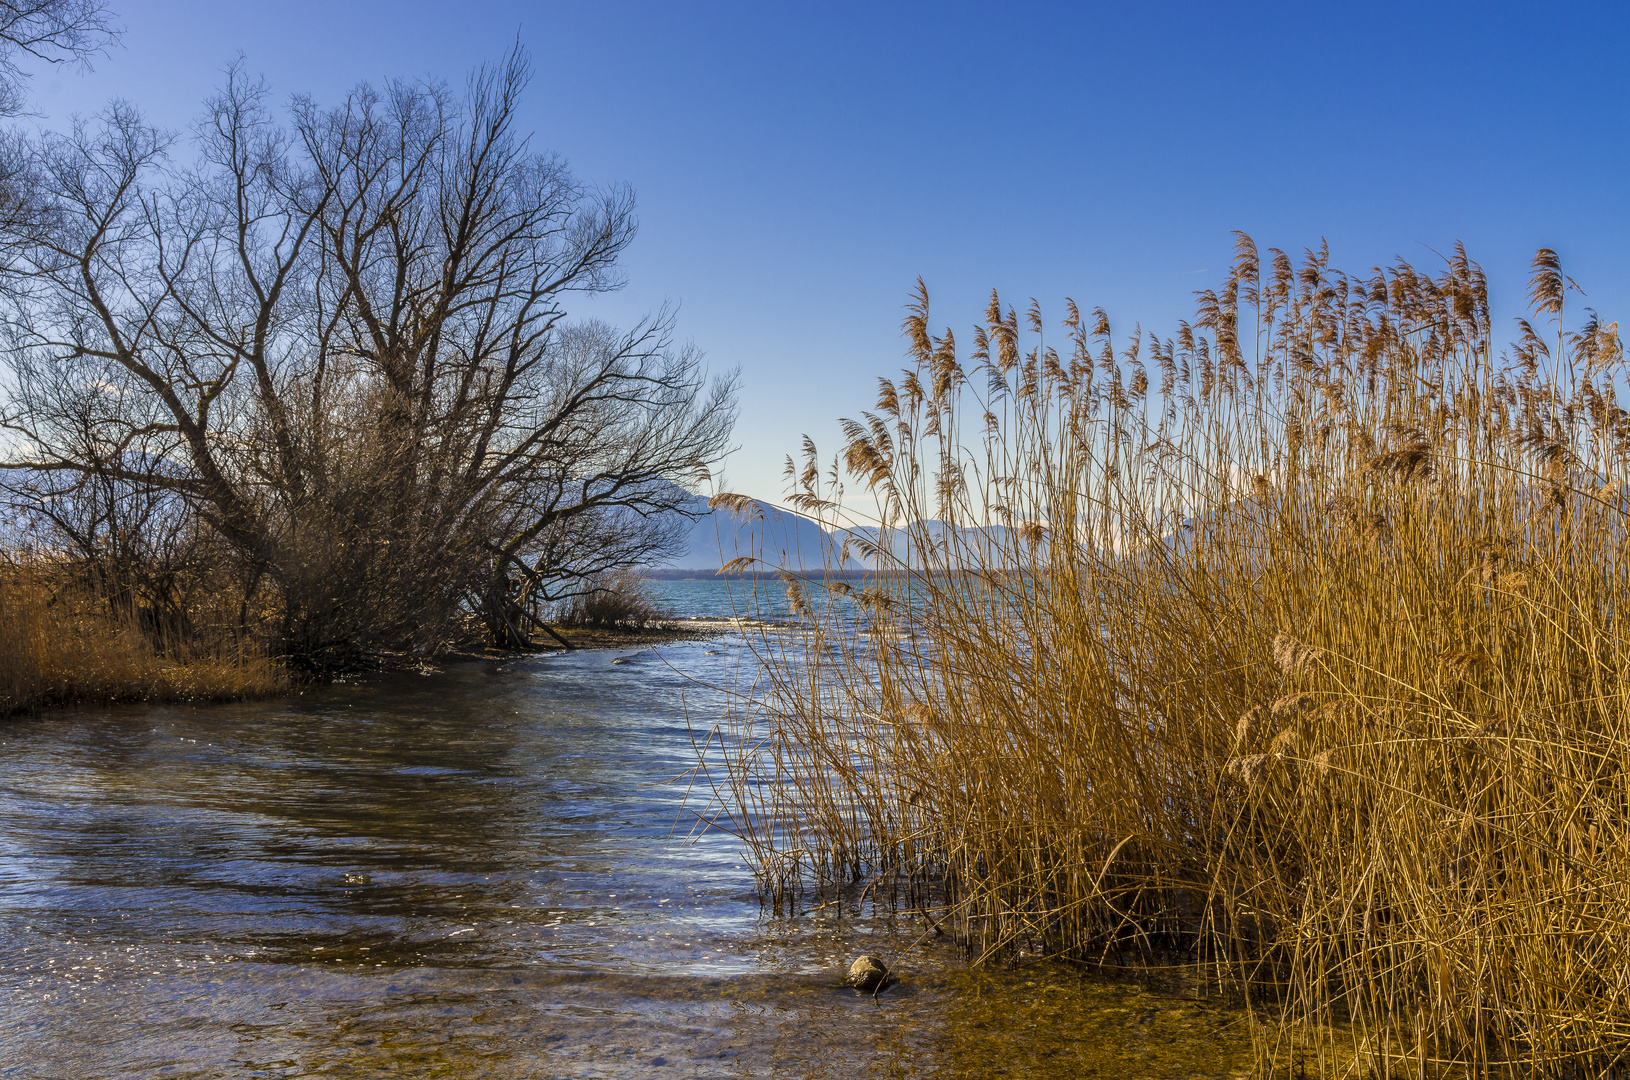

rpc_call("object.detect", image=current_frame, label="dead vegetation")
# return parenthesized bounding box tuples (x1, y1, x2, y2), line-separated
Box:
(0, 555, 284, 715)
(708, 239, 1630, 1077)
(554, 569, 673, 630)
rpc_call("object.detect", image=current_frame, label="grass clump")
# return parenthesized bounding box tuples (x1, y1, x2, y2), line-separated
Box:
(715, 238, 1630, 1076)
(0, 557, 285, 715)
(554, 569, 671, 630)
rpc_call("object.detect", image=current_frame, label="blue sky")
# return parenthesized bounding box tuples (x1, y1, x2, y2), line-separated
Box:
(25, 1, 1630, 504)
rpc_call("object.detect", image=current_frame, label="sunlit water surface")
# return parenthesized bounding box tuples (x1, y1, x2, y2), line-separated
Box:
(0, 605, 1251, 1078)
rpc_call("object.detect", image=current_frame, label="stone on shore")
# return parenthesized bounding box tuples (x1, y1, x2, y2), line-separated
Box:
(845, 955, 889, 992)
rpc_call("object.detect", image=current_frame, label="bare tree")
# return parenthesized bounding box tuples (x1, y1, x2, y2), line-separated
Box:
(0, 0, 120, 116)
(0, 1, 119, 269)
(0, 48, 736, 668)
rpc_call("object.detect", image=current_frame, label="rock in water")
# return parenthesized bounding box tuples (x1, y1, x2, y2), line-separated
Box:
(845, 955, 889, 993)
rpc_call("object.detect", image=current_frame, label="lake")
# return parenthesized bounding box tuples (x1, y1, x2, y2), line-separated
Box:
(0, 582, 1250, 1078)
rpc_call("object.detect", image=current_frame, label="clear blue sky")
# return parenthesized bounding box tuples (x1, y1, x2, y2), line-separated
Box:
(24, 1, 1630, 504)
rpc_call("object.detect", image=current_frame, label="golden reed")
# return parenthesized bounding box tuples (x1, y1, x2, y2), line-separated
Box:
(0, 558, 284, 715)
(707, 238, 1630, 1077)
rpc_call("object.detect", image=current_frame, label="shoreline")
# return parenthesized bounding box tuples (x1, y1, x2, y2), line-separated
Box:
(3, 617, 785, 718)
(526, 617, 746, 650)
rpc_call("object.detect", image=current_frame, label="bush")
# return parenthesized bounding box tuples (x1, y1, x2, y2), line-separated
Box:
(554, 570, 670, 630)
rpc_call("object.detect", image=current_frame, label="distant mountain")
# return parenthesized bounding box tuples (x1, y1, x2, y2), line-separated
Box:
(651, 484, 1032, 573)
(663, 495, 863, 572)
(830, 520, 1018, 569)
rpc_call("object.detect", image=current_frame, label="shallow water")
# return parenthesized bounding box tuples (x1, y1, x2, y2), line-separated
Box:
(0, 636, 1251, 1078)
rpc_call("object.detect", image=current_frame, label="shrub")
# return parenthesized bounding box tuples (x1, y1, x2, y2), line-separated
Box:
(554, 570, 670, 630)
(0, 556, 285, 714)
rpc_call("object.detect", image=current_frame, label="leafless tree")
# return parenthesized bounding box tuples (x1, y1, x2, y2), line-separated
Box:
(1, 366, 214, 644)
(0, 48, 735, 668)
(0, 0, 120, 116)
(0, 1, 119, 270)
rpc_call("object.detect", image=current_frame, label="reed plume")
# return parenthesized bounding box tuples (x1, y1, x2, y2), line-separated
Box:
(711, 239, 1630, 1077)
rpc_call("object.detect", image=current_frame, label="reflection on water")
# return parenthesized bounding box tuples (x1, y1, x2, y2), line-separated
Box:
(0, 639, 1249, 1078)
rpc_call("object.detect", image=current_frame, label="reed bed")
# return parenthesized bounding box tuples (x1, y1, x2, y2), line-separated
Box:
(710, 238, 1630, 1076)
(0, 559, 285, 714)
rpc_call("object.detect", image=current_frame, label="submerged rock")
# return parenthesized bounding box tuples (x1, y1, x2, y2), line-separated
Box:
(845, 954, 889, 993)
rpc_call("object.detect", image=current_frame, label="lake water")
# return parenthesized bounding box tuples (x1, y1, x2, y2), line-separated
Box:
(644, 577, 806, 622)
(0, 584, 1251, 1078)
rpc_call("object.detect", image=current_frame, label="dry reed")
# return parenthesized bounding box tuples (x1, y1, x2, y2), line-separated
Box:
(710, 240, 1630, 1077)
(0, 558, 285, 715)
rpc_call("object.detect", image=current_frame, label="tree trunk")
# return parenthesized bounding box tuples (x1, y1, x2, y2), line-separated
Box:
(479, 579, 573, 650)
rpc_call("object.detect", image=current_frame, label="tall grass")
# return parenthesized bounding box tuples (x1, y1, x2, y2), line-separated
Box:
(714, 238, 1630, 1076)
(554, 569, 673, 630)
(0, 557, 285, 714)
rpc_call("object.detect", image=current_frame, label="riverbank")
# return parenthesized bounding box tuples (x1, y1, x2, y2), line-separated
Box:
(0, 558, 792, 715)
(0, 600, 759, 716)
(536, 615, 775, 650)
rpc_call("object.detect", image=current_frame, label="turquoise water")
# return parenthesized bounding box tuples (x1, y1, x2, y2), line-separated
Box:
(644, 578, 784, 620)
(645, 574, 892, 625)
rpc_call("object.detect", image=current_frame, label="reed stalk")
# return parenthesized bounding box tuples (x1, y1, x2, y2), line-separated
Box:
(0, 556, 285, 714)
(714, 239, 1630, 1076)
